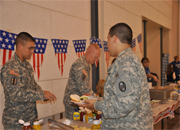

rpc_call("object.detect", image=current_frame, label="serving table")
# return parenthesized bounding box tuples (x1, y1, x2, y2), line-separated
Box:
(153, 98, 180, 130)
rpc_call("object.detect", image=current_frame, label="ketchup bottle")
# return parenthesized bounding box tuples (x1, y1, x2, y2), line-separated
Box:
(80, 109, 86, 122)
(22, 122, 31, 130)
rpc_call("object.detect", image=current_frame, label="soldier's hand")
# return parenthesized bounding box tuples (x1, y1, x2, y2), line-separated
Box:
(78, 99, 96, 110)
(44, 91, 57, 102)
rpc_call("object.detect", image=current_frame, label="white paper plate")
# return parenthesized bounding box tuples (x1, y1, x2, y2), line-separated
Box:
(88, 97, 98, 100)
(71, 100, 87, 105)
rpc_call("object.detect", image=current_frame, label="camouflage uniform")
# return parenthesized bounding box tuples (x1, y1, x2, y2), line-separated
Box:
(94, 48, 153, 130)
(1, 53, 44, 129)
(63, 55, 91, 119)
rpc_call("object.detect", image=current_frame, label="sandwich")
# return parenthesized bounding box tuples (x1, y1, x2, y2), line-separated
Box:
(70, 94, 88, 102)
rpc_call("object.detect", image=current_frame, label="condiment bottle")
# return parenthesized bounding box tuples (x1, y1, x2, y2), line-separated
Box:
(96, 111, 102, 120)
(73, 109, 80, 121)
(93, 112, 96, 120)
(85, 109, 94, 124)
(80, 109, 86, 122)
(91, 120, 100, 130)
(22, 122, 31, 130)
(33, 121, 41, 130)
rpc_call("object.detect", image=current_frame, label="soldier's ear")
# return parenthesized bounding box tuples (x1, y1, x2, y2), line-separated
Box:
(113, 35, 119, 43)
(18, 43, 23, 49)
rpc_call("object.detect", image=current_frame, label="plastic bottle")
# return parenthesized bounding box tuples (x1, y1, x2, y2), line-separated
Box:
(96, 111, 101, 120)
(80, 109, 86, 122)
(93, 113, 96, 119)
(22, 122, 31, 130)
(91, 120, 100, 130)
(73, 109, 80, 121)
(33, 121, 41, 130)
(85, 109, 94, 124)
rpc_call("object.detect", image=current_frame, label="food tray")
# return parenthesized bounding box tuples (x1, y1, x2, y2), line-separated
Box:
(48, 118, 92, 130)
(48, 119, 74, 130)
(151, 100, 161, 108)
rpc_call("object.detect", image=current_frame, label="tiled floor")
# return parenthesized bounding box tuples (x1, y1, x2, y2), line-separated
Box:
(154, 107, 180, 130)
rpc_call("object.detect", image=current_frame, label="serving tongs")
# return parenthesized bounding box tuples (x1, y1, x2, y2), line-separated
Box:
(48, 119, 74, 130)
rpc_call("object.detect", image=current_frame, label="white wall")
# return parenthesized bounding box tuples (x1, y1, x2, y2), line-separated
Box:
(0, 0, 90, 129)
(146, 28, 161, 86)
(98, 0, 178, 86)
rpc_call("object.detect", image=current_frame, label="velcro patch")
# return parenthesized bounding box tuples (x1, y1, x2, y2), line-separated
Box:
(113, 70, 132, 97)
(83, 69, 87, 77)
(11, 77, 17, 85)
(9, 69, 19, 76)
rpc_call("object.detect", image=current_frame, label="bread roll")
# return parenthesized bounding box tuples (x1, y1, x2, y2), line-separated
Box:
(70, 94, 80, 102)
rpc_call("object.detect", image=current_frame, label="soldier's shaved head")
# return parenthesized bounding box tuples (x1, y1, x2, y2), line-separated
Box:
(15, 32, 35, 47)
(86, 43, 101, 54)
(84, 43, 101, 64)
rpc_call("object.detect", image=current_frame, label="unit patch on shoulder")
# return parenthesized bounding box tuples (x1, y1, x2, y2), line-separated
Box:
(9, 69, 19, 76)
(119, 81, 126, 92)
(11, 77, 17, 85)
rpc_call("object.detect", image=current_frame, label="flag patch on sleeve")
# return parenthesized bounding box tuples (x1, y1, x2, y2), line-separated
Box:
(83, 69, 87, 77)
(9, 69, 19, 76)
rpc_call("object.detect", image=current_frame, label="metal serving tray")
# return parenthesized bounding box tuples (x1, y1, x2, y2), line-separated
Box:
(149, 86, 174, 101)
(48, 118, 92, 130)
(48, 119, 74, 130)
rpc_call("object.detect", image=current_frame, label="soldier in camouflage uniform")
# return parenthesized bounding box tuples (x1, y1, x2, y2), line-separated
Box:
(1, 32, 56, 129)
(79, 23, 153, 129)
(63, 43, 101, 120)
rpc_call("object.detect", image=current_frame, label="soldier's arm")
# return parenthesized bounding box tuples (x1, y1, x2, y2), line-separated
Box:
(34, 79, 43, 92)
(74, 65, 91, 95)
(94, 67, 141, 119)
(2, 72, 44, 102)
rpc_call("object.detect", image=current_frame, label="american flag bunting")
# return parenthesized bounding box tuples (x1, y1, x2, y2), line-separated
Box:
(103, 41, 110, 68)
(52, 39, 69, 76)
(32, 38, 47, 80)
(90, 37, 102, 48)
(137, 33, 142, 53)
(131, 38, 136, 53)
(0, 30, 17, 66)
(73, 39, 86, 58)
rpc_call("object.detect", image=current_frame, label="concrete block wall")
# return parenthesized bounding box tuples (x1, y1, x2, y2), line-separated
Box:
(0, 0, 179, 129)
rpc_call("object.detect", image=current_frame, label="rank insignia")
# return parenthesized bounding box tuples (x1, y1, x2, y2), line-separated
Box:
(11, 77, 17, 85)
(119, 81, 126, 92)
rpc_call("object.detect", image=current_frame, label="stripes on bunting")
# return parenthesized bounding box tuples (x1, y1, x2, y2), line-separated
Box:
(52, 39, 69, 76)
(131, 38, 136, 53)
(103, 41, 110, 68)
(0, 30, 16, 66)
(73, 39, 86, 58)
(31, 38, 47, 80)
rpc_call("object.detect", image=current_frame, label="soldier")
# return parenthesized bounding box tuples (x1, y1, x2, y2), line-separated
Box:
(1, 32, 57, 130)
(63, 43, 101, 119)
(79, 23, 153, 129)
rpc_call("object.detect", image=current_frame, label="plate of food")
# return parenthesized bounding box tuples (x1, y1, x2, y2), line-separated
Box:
(71, 100, 87, 105)
(70, 94, 88, 105)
